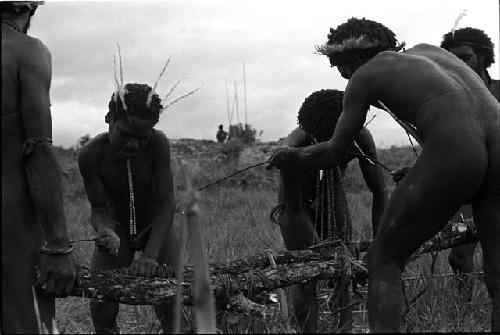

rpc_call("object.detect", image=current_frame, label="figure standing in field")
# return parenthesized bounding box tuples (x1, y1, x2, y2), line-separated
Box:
(216, 124, 228, 143)
(267, 17, 500, 332)
(2, 1, 78, 333)
(440, 27, 499, 280)
(273, 89, 388, 332)
(79, 83, 181, 334)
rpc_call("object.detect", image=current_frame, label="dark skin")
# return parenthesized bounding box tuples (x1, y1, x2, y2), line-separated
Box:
(392, 42, 500, 281)
(277, 126, 388, 332)
(268, 43, 500, 332)
(442, 43, 499, 280)
(2, 11, 77, 334)
(79, 116, 179, 333)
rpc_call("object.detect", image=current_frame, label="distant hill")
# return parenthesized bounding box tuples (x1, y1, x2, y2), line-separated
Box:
(54, 138, 420, 200)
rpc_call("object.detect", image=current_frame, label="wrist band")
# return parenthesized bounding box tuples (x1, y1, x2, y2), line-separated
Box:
(39, 242, 74, 255)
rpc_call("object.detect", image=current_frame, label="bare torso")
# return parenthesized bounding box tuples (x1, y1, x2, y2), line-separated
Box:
(359, 44, 498, 139)
(82, 131, 162, 231)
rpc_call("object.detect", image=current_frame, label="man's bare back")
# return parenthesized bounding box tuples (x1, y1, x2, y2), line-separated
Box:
(268, 18, 499, 332)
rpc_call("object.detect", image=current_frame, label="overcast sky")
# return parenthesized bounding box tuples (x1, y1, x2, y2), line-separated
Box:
(29, 0, 499, 147)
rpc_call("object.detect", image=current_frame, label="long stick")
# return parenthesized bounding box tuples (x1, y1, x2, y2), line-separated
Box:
(377, 100, 422, 145)
(185, 180, 216, 333)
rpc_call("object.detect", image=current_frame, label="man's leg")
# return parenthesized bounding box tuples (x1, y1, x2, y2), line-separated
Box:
(367, 139, 486, 332)
(292, 281, 319, 333)
(90, 228, 133, 334)
(156, 226, 182, 334)
(472, 132, 500, 331)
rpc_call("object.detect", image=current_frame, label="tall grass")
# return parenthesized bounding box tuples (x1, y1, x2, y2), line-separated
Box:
(53, 142, 490, 333)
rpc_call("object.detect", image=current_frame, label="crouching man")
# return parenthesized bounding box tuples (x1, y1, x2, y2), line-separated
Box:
(79, 83, 180, 334)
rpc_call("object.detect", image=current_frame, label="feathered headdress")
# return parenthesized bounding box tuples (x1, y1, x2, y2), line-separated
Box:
(315, 34, 405, 57)
(112, 43, 202, 123)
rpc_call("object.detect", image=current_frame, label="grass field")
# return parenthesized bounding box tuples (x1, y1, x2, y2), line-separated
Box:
(52, 141, 492, 333)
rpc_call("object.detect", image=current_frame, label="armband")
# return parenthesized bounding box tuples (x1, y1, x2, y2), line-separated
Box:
(39, 242, 73, 255)
(21, 137, 53, 158)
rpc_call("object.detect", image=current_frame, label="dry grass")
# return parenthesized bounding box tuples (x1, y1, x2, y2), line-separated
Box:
(52, 143, 491, 333)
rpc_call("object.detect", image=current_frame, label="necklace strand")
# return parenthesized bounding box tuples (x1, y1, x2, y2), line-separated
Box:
(127, 159, 137, 236)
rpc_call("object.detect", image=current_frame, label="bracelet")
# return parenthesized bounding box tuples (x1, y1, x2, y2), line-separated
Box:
(39, 242, 74, 255)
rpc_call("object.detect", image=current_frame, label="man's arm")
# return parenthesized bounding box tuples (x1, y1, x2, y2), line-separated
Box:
(297, 73, 372, 170)
(19, 37, 76, 296)
(19, 38, 68, 248)
(78, 141, 116, 232)
(78, 140, 120, 254)
(143, 131, 176, 261)
(356, 129, 388, 237)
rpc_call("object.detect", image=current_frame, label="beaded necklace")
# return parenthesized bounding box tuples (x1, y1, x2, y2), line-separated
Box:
(126, 159, 137, 236)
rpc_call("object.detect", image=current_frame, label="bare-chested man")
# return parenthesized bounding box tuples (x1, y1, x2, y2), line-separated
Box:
(274, 89, 388, 332)
(440, 27, 500, 279)
(2, 2, 77, 333)
(267, 18, 500, 332)
(79, 83, 180, 334)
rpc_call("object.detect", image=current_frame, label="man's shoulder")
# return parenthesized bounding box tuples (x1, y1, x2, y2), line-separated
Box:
(9, 33, 50, 56)
(78, 133, 108, 163)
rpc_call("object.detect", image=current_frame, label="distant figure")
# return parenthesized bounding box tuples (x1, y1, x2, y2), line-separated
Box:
(79, 83, 180, 333)
(440, 27, 500, 286)
(216, 124, 228, 143)
(2, 2, 77, 333)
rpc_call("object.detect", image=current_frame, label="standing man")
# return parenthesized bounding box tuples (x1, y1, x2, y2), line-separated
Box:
(79, 83, 180, 334)
(2, 1, 77, 333)
(267, 17, 500, 332)
(274, 89, 388, 332)
(440, 27, 500, 278)
(216, 124, 228, 143)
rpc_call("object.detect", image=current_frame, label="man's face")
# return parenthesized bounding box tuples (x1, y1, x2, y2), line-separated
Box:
(336, 64, 353, 79)
(109, 117, 153, 157)
(449, 45, 481, 73)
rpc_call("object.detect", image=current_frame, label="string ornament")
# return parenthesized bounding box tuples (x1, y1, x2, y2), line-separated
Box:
(313, 166, 353, 245)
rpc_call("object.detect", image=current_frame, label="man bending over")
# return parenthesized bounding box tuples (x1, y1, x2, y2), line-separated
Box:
(79, 83, 180, 334)
(274, 89, 388, 332)
(267, 17, 500, 332)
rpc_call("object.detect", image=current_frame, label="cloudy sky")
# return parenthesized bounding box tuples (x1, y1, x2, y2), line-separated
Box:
(29, 0, 499, 147)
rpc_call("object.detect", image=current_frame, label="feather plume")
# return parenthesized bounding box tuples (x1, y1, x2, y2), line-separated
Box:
(163, 86, 202, 111)
(147, 57, 171, 107)
(452, 9, 468, 39)
(117, 42, 124, 86)
(163, 73, 187, 102)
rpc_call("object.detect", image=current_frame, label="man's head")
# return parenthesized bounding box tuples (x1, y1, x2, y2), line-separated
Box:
(441, 27, 495, 75)
(297, 89, 344, 142)
(106, 83, 163, 157)
(0, 1, 43, 33)
(219, 124, 224, 130)
(316, 17, 404, 79)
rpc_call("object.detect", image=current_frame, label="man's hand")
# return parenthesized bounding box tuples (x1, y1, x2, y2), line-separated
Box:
(129, 254, 159, 278)
(392, 166, 411, 185)
(95, 227, 120, 255)
(37, 253, 78, 297)
(266, 147, 301, 170)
